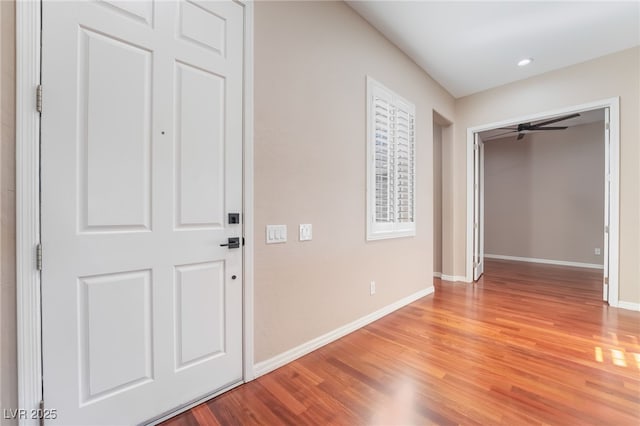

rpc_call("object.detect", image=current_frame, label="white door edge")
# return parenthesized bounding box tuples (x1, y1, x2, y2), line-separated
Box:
(602, 107, 610, 302)
(16, 1, 255, 423)
(465, 97, 620, 306)
(471, 133, 485, 282)
(242, 0, 256, 382)
(16, 1, 43, 424)
(478, 137, 485, 279)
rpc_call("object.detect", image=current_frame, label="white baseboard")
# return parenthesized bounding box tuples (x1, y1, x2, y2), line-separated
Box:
(253, 286, 435, 378)
(485, 254, 604, 270)
(616, 301, 640, 312)
(440, 274, 468, 282)
(434, 272, 467, 282)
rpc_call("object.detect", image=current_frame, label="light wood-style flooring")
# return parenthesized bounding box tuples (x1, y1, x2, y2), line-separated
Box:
(162, 260, 640, 425)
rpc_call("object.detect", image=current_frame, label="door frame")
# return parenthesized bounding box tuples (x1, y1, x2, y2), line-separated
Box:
(16, 1, 255, 423)
(465, 97, 620, 306)
(472, 133, 485, 281)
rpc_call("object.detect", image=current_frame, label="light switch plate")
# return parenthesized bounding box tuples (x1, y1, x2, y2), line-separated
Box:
(266, 225, 287, 244)
(299, 224, 312, 241)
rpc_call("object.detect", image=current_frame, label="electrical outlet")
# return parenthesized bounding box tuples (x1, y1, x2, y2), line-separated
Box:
(370, 281, 376, 295)
(595, 248, 601, 255)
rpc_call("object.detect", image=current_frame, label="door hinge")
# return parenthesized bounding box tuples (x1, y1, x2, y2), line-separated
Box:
(605, 123, 610, 130)
(39, 400, 45, 426)
(36, 85, 43, 113)
(604, 276, 609, 285)
(36, 244, 42, 271)
(605, 225, 609, 233)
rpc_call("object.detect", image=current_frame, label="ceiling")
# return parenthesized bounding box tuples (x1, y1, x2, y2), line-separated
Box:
(479, 108, 604, 141)
(347, 1, 640, 98)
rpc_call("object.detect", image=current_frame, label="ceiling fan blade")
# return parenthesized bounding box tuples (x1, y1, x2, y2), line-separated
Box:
(517, 133, 525, 140)
(484, 130, 517, 140)
(532, 113, 580, 128)
(530, 126, 569, 130)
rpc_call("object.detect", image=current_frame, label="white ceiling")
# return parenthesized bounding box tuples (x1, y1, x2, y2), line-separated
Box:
(347, 1, 640, 98)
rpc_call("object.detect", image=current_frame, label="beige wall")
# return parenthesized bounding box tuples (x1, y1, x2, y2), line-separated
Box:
(456, 47, 640, 304)
(433, 123, 442, 274)
(484, 121, 605, 265)
(254, 1, 454, 362)
(432, 112, 454, 277)
(440, 124, 455, 277)
(0, 0, 17, 423)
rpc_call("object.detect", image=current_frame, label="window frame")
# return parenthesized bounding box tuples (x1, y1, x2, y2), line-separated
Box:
(366, 76, 416, 241)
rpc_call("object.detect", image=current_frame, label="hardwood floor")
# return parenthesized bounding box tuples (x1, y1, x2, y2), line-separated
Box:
(162, 260, 640, 425)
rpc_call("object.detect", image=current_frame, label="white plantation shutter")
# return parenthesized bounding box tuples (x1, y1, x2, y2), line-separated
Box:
(395, 101, 415, 223)
(367, 77, 416, 240)
(374, 95, 393, 222)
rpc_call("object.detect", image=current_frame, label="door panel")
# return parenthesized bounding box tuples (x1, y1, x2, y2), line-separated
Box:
(179, 1, 227, 54)
(473, 133, 484, 281)
(603, 107, 610, 301)
(175, 63, 225, 228)
(80, 28, 152, 231)
(175, 261, 226, 369)
(41, 1, 244, 424)
(80, 270, 153, 401)
(479, 140, 485, 278)
(100, 1, 154, 26)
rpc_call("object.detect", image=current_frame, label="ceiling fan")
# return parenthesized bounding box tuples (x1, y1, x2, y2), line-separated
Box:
(487, 113, 581, 141)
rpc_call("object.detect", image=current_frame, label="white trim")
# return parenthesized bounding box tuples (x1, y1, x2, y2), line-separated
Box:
(616, 301, 640, 312)
(253, 286, 435, 378)
(434, 272, 468, 282)
(466, 126, 474, 282)
(241, 0, 255, 383)
(16, 1, 42, 424)
(439, 274, 468, 283)
(607, 100, 620, 307)
(17, 0, 255, 421)
(485, 254, 604, 270)
(366, 76, 416, 241)
(466, 98, 620, 305)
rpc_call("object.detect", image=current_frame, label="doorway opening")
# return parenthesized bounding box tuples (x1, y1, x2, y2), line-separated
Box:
(466, 98, 620, 305)
(433, 111, 453, 280)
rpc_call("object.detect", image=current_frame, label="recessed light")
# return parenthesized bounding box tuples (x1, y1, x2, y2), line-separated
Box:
(518, 58, 533, 67)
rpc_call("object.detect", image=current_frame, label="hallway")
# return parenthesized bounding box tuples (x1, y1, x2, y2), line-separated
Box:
(163, 260, 639, 425)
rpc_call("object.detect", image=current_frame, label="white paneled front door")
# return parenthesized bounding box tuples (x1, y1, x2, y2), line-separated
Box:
(41, 1, 244, 424)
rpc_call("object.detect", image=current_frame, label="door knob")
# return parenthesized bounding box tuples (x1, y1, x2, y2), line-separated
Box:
(220, 237, 240, 249)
